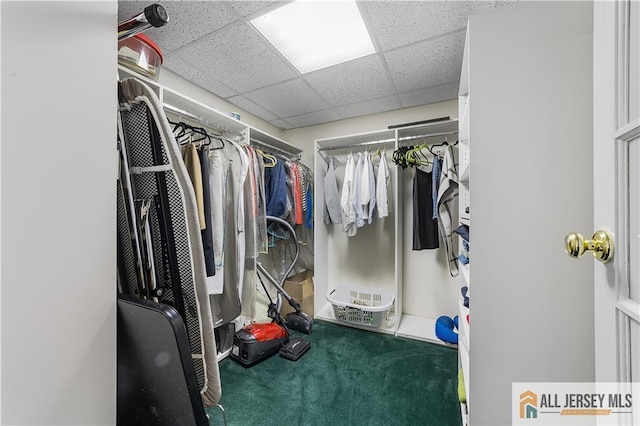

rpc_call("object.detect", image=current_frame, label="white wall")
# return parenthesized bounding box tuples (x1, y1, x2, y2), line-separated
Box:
(284, 100, 458, 166)
(1, 2, 116, 424)
(159, 68, 285, 139)
(469, 3, 594, 425)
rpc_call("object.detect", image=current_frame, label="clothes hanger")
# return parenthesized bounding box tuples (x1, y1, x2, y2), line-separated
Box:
(257, 149, 277, 167)
(176, 130, 193, 147)
(415, 144, 432, 165)
(169, 120, 187, 139)
(428, 139, 450, 157)
(406, 145, 431, 167)
(190, 126, 208, 144)
(208, 135, 225, 150)
(392, 145, 412, 169)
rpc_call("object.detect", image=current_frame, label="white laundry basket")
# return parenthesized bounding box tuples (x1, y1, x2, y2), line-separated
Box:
(327, 285, 394, 328)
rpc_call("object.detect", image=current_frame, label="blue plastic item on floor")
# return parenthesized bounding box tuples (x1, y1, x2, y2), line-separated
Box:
(435, 315, 459, 344)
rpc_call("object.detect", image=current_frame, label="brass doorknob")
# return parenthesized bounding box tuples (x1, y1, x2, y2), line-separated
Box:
(565, 230, 614, 263)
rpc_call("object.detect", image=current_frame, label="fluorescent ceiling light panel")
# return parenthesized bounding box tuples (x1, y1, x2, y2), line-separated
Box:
(251, 0, 376, 74)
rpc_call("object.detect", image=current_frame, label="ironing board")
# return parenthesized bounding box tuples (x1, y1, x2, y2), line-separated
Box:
(117, 78, 221, 407)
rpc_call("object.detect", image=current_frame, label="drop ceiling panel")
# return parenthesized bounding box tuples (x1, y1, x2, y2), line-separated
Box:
(245, 79, 330, 118)
(334, 95, 402, 120)
(286, 109, 342, 128)
(385, 30, 466, 93)
(119, 0, 516, 130)
(118, 1, 237, 53)
(269, 119, 295, 130)
(303, 54, 395, 107)
(361, 1, 497, 52)
(173, 22, 298, 93)
(226, 1, 285, 18)
(227, 95, 279, 122)
(398, 82, 459, 108)
(163, 54, 237, 98)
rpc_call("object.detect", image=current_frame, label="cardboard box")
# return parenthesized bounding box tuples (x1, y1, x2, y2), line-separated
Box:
(281, 270, 314, 318)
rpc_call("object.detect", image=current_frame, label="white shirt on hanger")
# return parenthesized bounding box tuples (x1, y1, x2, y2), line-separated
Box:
(376, 151, 390, 219)
(366, 151, 376, 223)
(340, 152, 357, 236)
(360, 151, 371, 221)
(354, 152, 365, 228)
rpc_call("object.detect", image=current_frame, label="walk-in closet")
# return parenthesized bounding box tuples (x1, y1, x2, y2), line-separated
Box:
(3, 1, 637, 425)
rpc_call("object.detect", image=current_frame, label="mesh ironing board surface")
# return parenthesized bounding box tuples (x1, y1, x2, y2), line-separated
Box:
(118, 78, 221, 406)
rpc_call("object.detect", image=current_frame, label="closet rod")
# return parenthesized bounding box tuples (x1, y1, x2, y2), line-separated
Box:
(317, 137, 395, 152)
(398, 130, 459, 145)
(317, 130, 459, 153)
(164, 103, 244, 139)
(249, 138, 302, 161)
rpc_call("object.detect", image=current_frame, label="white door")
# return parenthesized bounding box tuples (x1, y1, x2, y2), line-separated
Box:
(593, 0, 640, 417)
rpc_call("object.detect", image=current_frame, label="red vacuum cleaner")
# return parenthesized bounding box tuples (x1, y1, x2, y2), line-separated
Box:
(231, 217, 313, 367)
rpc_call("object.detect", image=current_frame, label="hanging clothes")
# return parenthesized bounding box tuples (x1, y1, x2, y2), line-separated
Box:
(252, 151, 268, 254)
(431, 155, 442, 220)
(242, 146, 259, 259)
(305, 176, 313, 228)
(206, 147, 228, 295)
(232, 142, 249, 296)
(209, 141, 247, 325)
(376, 150, 391, 219)
(299, 164, 308, 226)
(240, 145, 259, 323)
(264, 159, 288, 219)
(197, 147, 216, 277)
(340, 152, 357, 236)
(365, 151, 376, 224)
(353, 152, 365, 229)
(294, 164, 304, 225)
(289, 162, 303, 225)
(412, 168, 439, 250)
(360, 151, 372, 223)
(182, 142, 206, 230)
(323, 155, 342, 225)
(437, 145, 459, 277)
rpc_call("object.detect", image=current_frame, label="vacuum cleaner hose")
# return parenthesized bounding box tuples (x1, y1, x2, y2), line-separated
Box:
(265, 215, 299, 284)
(258, 216, 312, 335)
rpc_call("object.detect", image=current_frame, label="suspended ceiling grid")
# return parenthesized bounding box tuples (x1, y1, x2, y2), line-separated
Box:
(118, 1, 514, 130)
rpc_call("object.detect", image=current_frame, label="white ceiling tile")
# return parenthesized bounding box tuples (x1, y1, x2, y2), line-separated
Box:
(385, 31, 465, 93)
(118, 1, 238, 53)
(118, 0, 515, 130)
(360, 1, 495, 51)
(303, 54, 394, 107)
(226, 1, 286, 18)
(269, 119, 295, 130)
(285, 110, 342, 128)
(173, 22, 298, 93)
(245, 79, 329, 118)
(334, 95, 402, 120)
(163, 54, 237, 98)
(227, 95, 278, 122)
(398, 82, 459, 108)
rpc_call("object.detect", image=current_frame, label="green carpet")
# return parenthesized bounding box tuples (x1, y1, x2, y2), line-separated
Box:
(206, 321, 461, 426)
